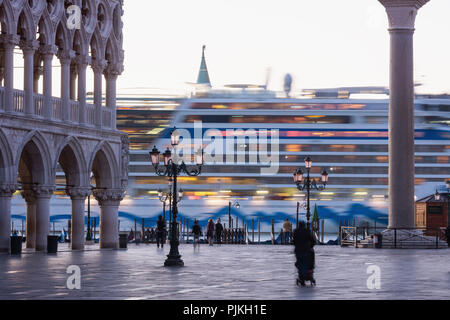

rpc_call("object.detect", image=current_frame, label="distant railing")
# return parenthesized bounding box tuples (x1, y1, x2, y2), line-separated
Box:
(86, 103, 95, 126)
(102, 108, 112, 128)
(69, 100, 78, 123)
(34, 93, 44, 117)
(13, 89, 24, 113)
(52, 97, 63, 120)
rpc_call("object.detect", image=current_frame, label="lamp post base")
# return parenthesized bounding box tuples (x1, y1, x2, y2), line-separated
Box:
(164, 254, 184, 267)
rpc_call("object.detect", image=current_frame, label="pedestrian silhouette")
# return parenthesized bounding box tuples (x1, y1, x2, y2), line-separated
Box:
(293, 221, 316, 286)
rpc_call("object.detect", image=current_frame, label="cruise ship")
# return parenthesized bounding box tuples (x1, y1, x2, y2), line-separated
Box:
(10, 50, 450, 234)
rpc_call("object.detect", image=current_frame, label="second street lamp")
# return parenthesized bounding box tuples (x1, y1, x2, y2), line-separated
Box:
(150, 127, 203, 267)
(293, 157, 329, 230)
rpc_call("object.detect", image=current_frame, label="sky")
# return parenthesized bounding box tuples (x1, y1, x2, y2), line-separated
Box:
(117, 0, 450, 95)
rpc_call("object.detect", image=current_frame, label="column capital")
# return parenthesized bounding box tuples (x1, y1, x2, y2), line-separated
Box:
(93, 188, 124, 205)
(0, 183, 17, 197)
(19, 39, 39, 53)
(31, 185, 55, 199)
(39, 44, 58, 58)
(379, 0, 429, 30)
(66, 187, 91, 200)
(104, 64, 123, 79)
(91, 59, 107, 73)
(74, 54, 91, 67)
(0, 34, 20, 49)
(57, 49, 75, 64)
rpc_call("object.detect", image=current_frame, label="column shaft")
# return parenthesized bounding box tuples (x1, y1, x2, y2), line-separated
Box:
(61, 59, 71, 121)
(35, 196, 51, 251)
(42, 55, 53, 119)
(23, 49, 35, 115)
(70, 65, 77, 100)
(99, 202, 119, 249)
(105, 74, 117, 129)
(388, 29, 415, 228)
(71, 198, 85, 250)
(0, 196, 12, 252)
(77, 62, 87, 124)
(93, 69, 103, 128)
(3, 43, 15, 112)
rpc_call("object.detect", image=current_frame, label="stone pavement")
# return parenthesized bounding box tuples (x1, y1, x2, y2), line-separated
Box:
(0, 244, 449, 300)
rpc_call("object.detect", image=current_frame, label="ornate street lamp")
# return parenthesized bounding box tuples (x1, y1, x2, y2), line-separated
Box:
(293, 157, 328, 230)
(150, 128, 203, 266)
(228, 200, 240, 228)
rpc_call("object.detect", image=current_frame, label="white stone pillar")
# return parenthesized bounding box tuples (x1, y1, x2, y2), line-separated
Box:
(76, 55, 90, 125)
(33, 65, 42, 93)
(91, 59, 106, 128)
(20, 40, 39, 116)
(94, 189, 124, 249)
(33, 185, 54, 251)
(379, 0, 429, 229)
(0, 184, 16, 252)
(67, 187, 90, 250)
(21, 189, 36, 249)
(1, 35, 19, 112)
(40, 45, 57, 120)
(57, 50, 75, 122)
(105, 71, 118, 129)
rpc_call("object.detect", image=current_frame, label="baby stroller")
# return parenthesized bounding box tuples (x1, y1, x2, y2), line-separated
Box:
(295, 249, 316, 287)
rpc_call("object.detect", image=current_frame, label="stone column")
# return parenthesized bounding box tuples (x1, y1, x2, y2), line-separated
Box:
(0, 35, 20, 112)
(0, 184, 16, 252)
(40, 45, 57, 119)
(21, 189, 36, 249)
(76, 55, 90, 125)
(33, 64, 42, 93)
(379, 0, 429, 229)
(91, 59, 107, 128)
(57, 50, 75, 122)
(70, 64, 77, 100)
(93, 189, 124, 249)
(67, 187, 90, 250)
(20, 40, 39, 116)
(32, 185, 54, 251)
(104, 71, 118, 129)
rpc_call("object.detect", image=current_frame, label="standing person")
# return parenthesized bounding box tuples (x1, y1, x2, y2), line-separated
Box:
(293, 221, 316, 286)
(283, 218, 293, 244)
(445, 226, 450, 247)
(206, 219, 215, 246)
(192, 219, 202, 248)
(156, 215, 167, 248)
(215, 218, 224, 244)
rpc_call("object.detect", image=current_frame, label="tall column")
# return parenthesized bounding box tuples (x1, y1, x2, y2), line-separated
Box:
(67, 187, 90, 250)
(379, 0, 429, 229)
(21, 189, 36, 248)
(0, 184, 16, 252)
(93, 189, 124, 249)
(20, 40, 39, 116)
(33, 54, 43, 93)
(57, 50, 75, 122)
(76, 55, 90, 125)
(70, 64, 77, 100)
(0, 35, 20, 112)
(105, 71, 118, 129)
(91, 59, 106, 128)
(33, 185, 54, 251)
(40, 45, 57, 119)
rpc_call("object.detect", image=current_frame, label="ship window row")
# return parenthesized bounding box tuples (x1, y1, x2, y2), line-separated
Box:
(184, 115, 353, 124)
(190, 103, 368, 110)
(128, 154, 449, 164)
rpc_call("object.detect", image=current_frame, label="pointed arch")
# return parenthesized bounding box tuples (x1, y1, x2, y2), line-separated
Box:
(89, 27, 104, 60)
(15, 130, 53, 186)
(55, 21, 71, 51)
(105, 36, 119, 66)
(88, 140, 119, 189)
(53, 136, 88, 188)
(0, 1, 14, 34)
(16, 7, 36, 41)
(37, 10, 54, 46)
(0, 128, 14, 183)
(73, 28, 88, 56)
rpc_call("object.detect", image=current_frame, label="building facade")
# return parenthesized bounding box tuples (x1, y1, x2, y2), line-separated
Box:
(0, 0, 127, 251)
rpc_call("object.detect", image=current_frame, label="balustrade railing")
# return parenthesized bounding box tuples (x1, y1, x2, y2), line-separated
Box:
(13, 89, 24, 113)
(69, 100, 79, 123)
(2, 87, 115, 130)
(34, 93, 44, 117)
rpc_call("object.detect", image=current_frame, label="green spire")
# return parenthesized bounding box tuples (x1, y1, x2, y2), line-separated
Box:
(196, 45, 211, 86)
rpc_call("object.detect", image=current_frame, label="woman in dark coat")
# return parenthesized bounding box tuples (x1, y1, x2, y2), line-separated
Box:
(192, 219, 202, 247)
(206, 219, 215, 246)
(293, 221, 316, 286)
